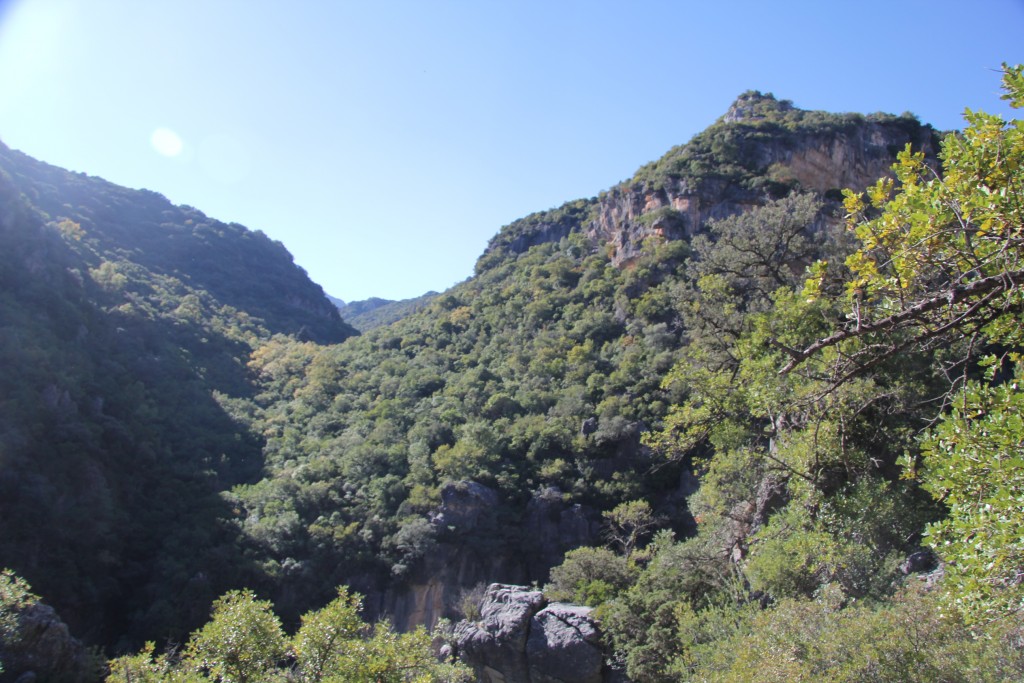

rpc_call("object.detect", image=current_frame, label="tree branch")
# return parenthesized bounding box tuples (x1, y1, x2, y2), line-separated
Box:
(778, 268, 1024, 374)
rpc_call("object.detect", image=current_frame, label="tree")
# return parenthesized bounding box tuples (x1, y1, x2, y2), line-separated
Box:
(914, 362, 1024, 623)
(291, 587, 366, 683)
(784, 64, 1024, 381)
(185, 590, 287, 683)
(108, 586, 471, 683)
(603, 500, 661, 558)
(0, 569, 37, 677)
(788, 64, 1024, 624)
(290, 585, 473, 683)
(545, 546, 636, 606)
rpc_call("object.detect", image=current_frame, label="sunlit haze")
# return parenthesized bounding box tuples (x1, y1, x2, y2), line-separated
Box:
(0, 0, 1021, 302)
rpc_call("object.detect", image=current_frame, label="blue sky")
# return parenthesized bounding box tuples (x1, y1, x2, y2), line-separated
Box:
(0, 0, 1022, 302)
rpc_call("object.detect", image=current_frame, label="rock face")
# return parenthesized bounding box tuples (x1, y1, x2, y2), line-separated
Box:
(523, 488, 600, 580)
(478, 93, 940, 271)
(431, 480, 502, 533)
(527, 604, 604, 683)
(585, 117, 938, 267)
(0, 602, 94, 683)
(454, 584, 618, 683)
(378, 483, 603, 633)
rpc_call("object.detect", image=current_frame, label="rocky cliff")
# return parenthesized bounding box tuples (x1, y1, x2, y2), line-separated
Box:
(479, 92, 940, 271)
(371, 482, 603, 631)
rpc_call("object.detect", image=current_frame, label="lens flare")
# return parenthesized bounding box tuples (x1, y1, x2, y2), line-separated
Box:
(150, 127, 183, 157)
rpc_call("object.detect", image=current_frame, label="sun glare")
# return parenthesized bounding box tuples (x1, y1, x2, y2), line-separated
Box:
(151, 127, 183, 157)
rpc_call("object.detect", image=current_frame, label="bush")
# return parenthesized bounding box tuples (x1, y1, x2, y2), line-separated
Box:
(545, 547, 635, 606)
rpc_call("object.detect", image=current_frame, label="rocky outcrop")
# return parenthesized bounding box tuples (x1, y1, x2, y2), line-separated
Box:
(0, 601, 94, 683)
(376, 481, 519, 630)
(585, 117, 939, 266)
(527, 604, 604, 683)
(455, 584, 546, 682)
(900, 549, 938, 575)
(379, 483, 604, 633)
(454, 584, 618, 683)
(431, 480, 502, 533)
(479, 94, 941, 269)
(523, 488, 600, 581)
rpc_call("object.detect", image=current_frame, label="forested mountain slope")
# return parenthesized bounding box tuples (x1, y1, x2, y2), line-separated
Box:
(213, 94, 945, 630)
(5, 74, 1024, 682)
(0, 143, 355, 645)
(335, 291, 440, 331)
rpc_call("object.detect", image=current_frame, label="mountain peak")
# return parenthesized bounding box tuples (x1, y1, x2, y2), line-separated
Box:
(722, 90, 796, 123)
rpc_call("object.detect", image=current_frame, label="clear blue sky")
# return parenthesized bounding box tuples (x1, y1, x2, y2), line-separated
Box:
(1, 0, 1021, 302)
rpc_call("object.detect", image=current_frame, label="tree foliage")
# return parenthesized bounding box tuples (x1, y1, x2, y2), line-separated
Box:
(107, 587, 470, 683)
(597, 65, 1024, 680)
(792, 64, 1024, 624)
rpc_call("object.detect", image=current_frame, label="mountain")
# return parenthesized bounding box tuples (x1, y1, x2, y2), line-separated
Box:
(335, 291, 441, 331)
(479, 91, 937, 272)
(0, 140, 356, 644)
(0, 142, 355, 344)
(208, 94, 943, 631)
(7, 87, 1008, 680)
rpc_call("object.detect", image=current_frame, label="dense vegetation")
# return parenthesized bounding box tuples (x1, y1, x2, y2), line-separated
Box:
(2, 67, 1023, 682)
(104, 587, 470, 683)
(545, 66, 1024, 681)
(0, 144, 354, 646)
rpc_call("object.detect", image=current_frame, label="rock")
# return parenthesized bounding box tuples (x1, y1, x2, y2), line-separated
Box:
(677, 468, 700, 498)
(431, 480, 501, 533)
(523, 488, 599, 580)
(1, 602, 93, 683)
(455, 584, 546, 683)
(581, 109, 940, 268)
(900, 550, 937, 575)
(527, 604, 604, 683)
(454, 584, 618, 683)
(752, 474, 787, 530)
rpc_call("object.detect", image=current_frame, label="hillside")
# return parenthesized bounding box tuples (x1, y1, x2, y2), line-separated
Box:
(4, 74, 1024, 682)
(0, 142, 356, 644)
(335, 291, 440, 331)
(208, 94, 943, 629)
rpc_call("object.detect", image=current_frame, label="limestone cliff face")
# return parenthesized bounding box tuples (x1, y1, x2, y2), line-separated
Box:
(587, 108, 940, 265)
(372, 482, 602, 632)
(480, 93, 941, 270)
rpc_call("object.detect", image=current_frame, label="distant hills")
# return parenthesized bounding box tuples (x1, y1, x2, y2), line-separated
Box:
(334, 291, 440, 331)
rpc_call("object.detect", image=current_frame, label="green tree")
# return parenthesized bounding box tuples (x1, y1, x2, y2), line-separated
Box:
(790, 64, 1024, 624)
(109, 587, 470, 683)
(603, 500, 661, 558)
(0, 569, 37, 676)
(292, 588, 366, 682)
(788, 65, 1024, 378)
(185, 590, 287, 683)
(545, 546, 636, 606)
(915, 362, 1024, 623)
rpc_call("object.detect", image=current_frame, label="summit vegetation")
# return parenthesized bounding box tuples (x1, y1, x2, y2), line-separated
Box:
(1, 66, 1023, 682)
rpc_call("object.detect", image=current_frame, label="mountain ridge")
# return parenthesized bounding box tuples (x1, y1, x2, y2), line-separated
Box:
(0, 90, 953, 668)
(479, 92, 938, 273)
